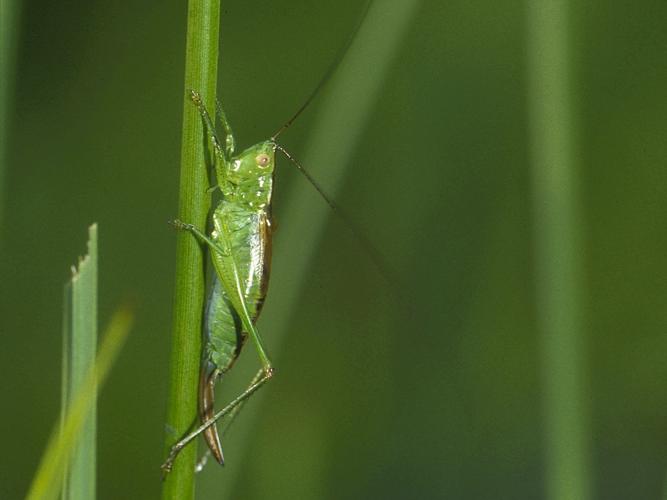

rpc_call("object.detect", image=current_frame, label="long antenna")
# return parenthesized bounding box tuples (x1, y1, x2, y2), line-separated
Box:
(272, 1, 373, 140)
(274, 144, 397, 286)
(273, 144, 338, 213)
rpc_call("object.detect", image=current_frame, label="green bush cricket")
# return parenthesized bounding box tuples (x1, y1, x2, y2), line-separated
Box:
(162, 90, 276, 474)
(161, 6, 372, 475)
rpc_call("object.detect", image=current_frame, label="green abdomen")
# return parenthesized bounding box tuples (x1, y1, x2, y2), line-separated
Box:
(203, 205, 272, 372)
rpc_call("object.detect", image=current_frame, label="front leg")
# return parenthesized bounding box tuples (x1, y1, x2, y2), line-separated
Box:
(188, 90, 234, 186)
(170, 219, 230, 257)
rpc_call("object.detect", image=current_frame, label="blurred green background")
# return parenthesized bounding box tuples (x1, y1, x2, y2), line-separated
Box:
(2, 0, 667, 499)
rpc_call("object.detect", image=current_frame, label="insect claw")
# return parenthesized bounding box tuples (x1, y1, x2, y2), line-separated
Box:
(188, 89, 202, 105)
(169, 219, 193, 231)
(160, 463, 171, 479)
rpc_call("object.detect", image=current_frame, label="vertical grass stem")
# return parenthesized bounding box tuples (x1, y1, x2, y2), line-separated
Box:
(162, 1, 221, 499)
(527, 2, 591, 499)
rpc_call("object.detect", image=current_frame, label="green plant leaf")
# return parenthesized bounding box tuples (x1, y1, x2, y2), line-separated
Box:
(26, 224, 132, 500)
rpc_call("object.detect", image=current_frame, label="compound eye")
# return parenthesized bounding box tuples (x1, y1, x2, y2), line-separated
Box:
(256, 153, 271, 168)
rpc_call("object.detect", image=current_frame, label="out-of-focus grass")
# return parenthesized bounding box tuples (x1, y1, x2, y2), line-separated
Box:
(0, 0, 21, 238)
(527, 2, 590, 499)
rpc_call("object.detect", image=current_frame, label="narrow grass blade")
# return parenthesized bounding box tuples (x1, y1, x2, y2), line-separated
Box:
(26, 236, 133, 500)
(162, 1, 221, 499)
(0, 0, 21, 238)
(65, 224, 99, 499)
(527, 2, 591, 499)
(60, 282, 73, 499)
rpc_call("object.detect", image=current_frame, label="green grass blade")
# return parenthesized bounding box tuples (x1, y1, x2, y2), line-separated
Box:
(162, 1, 221, 498)
(26, 307, 133, 499)
(527, 2, 591, 500)
(65, 224, 98, 500)
(60, 282, 73, 499)
(0, 0, 21, 238)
